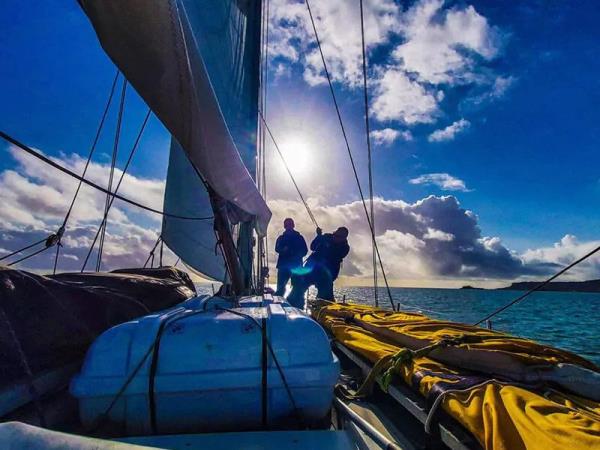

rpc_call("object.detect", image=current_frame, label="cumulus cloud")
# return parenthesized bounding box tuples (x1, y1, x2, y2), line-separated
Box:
(0, 145, 169, 272)
(3, 145, 595, 285)
(267, 195, 557, 282)
(371, 69, 440, 123)
(522, 235, 600, 281)
(409, 173, 471, 192)
(269, 0, 508, 130)
(370, 128, 413, 146)
(269, 0, 401, 87)
(392, 0, 500, 85)
(428, 119, 471, 142)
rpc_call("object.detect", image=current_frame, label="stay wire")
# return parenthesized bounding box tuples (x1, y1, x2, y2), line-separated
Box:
(144, 235, 163, 269)
(0, 131, 213, 221)
(304, 0, 395, 308)
(52, 70, 121, 274)
(81, 108, 152, 272)
(0, 237, 47, 262)
(97, 78, 127, 272)
(473, 244, 600, 326)
(359, 0, 378, 307)
(259, 111, 318, 228)
(262, 0, 271, 276)
(6, 245, 52, 267)
(62, 69, 120, 228)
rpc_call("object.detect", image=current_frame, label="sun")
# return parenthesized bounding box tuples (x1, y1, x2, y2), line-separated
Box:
(279, 137, 310, 174)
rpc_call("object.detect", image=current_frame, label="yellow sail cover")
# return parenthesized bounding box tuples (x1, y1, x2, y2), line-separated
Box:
(314, 303, 600, 450)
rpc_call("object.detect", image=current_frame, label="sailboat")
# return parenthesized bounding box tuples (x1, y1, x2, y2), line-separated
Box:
(1, 1, 600, 449)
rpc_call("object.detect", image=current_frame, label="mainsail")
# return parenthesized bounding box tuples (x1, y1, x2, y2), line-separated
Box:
(80, 0, 270, 280)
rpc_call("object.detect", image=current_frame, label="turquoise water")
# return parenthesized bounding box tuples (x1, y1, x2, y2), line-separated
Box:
(195, 284, 600, 365)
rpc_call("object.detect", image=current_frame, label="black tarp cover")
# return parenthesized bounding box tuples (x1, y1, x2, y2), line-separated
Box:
(0, 266, 196, 389)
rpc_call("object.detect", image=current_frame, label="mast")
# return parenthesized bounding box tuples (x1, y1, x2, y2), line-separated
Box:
(236, 0, 263, 294)
(79, 0, 271, 295)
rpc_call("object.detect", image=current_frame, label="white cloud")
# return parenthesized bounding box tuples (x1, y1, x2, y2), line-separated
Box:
(371, 69, 439, 123)
(266, 195, 554, 282)
(490, 75, 515, 98)
(0, 145, 168, 272)
(522, 235, 600, 281)
(269, 0, 401, 87)
(393, 0, 500, 85)
(370, 128, 413, 146)
(468, 75, 516, 105)
(268, 0, 509, 132)
(409, 173, 470, 192)
(424, 227, 454, 241)
(428, 118, 471, 142)
(3, 145, 595, 284)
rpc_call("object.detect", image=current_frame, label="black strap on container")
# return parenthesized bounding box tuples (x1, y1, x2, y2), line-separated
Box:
(261, 316, 268, 428)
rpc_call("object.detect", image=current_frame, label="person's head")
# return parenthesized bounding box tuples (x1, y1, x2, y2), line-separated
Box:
(333, 226, 349, 243)
(283, 218, 295, 231)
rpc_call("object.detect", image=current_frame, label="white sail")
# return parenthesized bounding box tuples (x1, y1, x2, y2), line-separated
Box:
(80, 0, 271, 236)
(162, 141, 226, 280)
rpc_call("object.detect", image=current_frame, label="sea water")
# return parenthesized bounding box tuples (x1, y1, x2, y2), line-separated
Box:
(195, 284, 600, 365)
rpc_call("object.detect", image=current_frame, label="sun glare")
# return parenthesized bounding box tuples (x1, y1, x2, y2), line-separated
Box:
(280, 137, 310, 174)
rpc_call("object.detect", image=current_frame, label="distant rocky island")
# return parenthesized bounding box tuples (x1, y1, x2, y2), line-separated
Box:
(500, 279, 600, 293)
(459, 279, 600, 292)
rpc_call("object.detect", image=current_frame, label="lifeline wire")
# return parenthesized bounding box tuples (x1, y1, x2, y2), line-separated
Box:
(304, 0, 395, 308)
(473, 244, 600, 326)
(0, 131, 213, 221)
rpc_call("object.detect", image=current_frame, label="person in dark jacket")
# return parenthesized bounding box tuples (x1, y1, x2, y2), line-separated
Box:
(274, 218, 308, 296)
(287, 226, 350, 308)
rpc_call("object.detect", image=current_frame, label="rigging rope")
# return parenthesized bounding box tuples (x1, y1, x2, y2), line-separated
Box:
(144, 235, 162, 269)
(62, 70, 120, 228)
(304, 0, 395, 308)
(473, 244, 600, 326)
(97, 78, 127, 272)
(262, 0, 271, 279)
(259, 111, 318, 228)
(6, 71, 121, 273)
(6, 245, 52, 267)
(0, 237, 47, 262)
(0, 131, 213, 221)
(359, 0, 378, 307)
(81, 109, 152, 272)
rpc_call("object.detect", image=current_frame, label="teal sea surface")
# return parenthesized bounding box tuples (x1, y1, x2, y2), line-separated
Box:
(197, 284, 600, 365)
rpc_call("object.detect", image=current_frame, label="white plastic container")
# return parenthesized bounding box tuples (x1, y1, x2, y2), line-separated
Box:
(70, 296, 339, 435)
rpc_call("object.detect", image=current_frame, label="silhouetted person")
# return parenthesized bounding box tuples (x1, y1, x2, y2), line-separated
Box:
(287, 226, 350, 308)
(274, 218, 308, 297)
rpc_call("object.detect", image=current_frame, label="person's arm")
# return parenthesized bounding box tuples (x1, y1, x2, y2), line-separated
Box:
(310, 235, 324, 251)
(275, 235, 283, 254)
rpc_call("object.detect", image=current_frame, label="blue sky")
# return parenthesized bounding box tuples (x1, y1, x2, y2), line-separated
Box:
(1, 0, 599, 286)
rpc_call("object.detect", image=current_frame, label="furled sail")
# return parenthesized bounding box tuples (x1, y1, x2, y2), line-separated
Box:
(79, 0, 271, 238)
